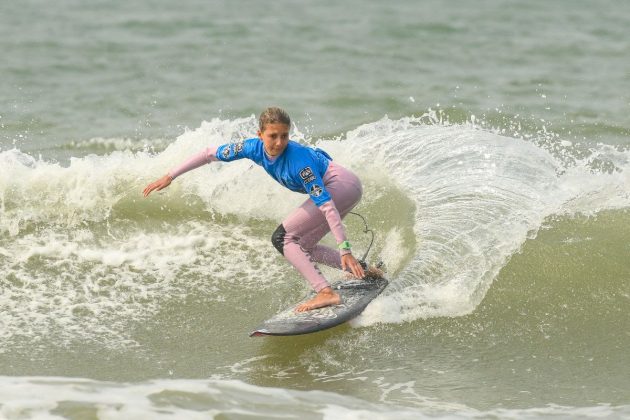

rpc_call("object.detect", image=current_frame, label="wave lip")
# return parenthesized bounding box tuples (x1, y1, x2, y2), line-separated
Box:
(344, 116, 630, 325)
(345, 118, 561, 324)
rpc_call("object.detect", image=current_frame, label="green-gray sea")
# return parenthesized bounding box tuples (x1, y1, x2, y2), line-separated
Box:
(1, 1, 629, 418)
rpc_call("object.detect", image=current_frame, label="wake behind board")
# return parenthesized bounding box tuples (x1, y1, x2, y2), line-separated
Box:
(250, 276, 388, 337)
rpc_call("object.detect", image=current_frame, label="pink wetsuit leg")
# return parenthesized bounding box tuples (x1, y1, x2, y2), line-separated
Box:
(281, 163, 362, 292)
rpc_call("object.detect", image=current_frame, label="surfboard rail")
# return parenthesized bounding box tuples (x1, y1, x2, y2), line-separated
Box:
(250, 276, 388, 337)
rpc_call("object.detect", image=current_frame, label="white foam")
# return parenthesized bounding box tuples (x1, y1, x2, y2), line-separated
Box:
(0, 222, 283, 348)
(378, 228, 407, 274)
(66, 136, 171, 153)
(0, 376, 432, 420)
(341, 116, 630, 326)
(1, 115, 629, 342)
(0, 376, 622, 420)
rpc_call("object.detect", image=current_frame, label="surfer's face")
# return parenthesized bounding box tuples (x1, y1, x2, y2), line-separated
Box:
(258, 123, 290, 157)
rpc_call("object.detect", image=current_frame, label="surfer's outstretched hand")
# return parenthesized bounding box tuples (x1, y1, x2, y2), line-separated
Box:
(143, 174, 172, 197)
(341, 253, 365, 279)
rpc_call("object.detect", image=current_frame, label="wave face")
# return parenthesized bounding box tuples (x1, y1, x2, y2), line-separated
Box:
(1, 116, 629, 345)
(1, 116, 629, 416)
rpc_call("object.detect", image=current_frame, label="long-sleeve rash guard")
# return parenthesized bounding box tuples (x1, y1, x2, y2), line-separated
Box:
(168, 138, 350, 251)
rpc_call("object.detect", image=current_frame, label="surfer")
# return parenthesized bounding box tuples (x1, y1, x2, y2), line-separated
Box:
(143, 107, 367, 312)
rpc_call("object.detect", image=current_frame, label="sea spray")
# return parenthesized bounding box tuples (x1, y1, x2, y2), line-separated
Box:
(1, 116, 629, 349)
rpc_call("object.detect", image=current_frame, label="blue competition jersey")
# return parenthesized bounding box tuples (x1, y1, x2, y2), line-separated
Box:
(215, 138, 333, 206)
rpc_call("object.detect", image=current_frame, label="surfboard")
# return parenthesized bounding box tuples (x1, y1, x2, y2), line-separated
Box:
(250, 276, 388, 337)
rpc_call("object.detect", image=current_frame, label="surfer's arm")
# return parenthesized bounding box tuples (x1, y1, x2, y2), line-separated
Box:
(143, 139, 254, 198)
(143, 147, 219, 197)
(318, 201, 350, 255)
(319, 200, 365, 278)
(300, 164, 353, 256)
(168, 138, 256, 179)
(299, 162, 349, 254)
(168, 146, 219, 180)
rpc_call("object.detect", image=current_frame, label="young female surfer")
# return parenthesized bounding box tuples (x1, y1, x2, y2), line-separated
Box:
(143, 107, 366, 312)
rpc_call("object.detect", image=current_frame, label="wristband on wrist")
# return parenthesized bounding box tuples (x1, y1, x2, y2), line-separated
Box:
(338, 240, 351, 250)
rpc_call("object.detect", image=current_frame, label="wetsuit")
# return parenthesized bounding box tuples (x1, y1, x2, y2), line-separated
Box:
(168, 138, 362, 291)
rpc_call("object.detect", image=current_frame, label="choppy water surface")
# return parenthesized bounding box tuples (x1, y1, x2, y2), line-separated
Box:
(1, 0, 629, 418)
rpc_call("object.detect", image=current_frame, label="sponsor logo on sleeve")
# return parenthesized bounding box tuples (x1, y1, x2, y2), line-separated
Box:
(299, 167, 316, 183)
(221, 146, 231, 159)
(309, 184, 323, 197)
(234, 141, 243, 155)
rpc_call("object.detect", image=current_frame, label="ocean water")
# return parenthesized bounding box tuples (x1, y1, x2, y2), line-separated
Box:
(1, 0, 629, 419)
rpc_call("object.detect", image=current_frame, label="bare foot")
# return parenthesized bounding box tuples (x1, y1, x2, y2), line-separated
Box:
(295, 287, 341, 312)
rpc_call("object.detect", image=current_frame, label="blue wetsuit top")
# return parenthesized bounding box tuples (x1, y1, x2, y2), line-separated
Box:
(215, 138, 333, 207)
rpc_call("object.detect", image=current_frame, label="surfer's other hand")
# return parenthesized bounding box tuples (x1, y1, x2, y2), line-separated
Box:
(143, 174, 172, 197)
(341, 253, 365, 279)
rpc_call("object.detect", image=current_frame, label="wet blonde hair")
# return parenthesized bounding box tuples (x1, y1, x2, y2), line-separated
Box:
(259, 107, 291, 131)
